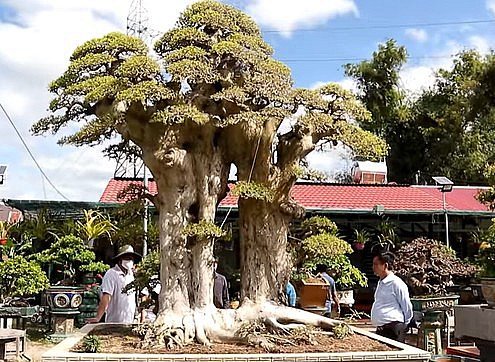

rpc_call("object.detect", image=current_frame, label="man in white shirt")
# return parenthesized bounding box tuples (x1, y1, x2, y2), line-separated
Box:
(371, 252, 413, 343)
(88, 245, 141, 323)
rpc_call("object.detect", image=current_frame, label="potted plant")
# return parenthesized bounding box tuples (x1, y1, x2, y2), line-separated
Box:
(0, 220, 14, 246)
(394, 237, 478, 312)
(34, 234, 109, 313)
(291, 217, 367, 309)
(76, 210, 117, 248)
(352, 229, 370, 251)
(476, 220, 495, 306)
(0, 255, 49, 305)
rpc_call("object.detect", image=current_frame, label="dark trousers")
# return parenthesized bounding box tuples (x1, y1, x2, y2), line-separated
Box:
(376, 321, 408, 343)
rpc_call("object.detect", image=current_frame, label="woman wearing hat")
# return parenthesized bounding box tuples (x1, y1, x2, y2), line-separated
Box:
(87, 245, 141, 323)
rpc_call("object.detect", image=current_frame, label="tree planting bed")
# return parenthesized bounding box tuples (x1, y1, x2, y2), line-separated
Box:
(42, 323, 431, 362)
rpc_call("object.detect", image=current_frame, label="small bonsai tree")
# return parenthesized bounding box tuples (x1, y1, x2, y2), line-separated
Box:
(394, 237, 478, 296)
(292, 216, 367, 289)
(34, 234, 109, 285)
(0, 255, 49, 304)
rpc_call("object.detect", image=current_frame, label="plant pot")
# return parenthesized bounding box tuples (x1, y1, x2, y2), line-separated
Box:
(0, 238, 7, 245)
(337, 289, 355, 306)
(353, 242, 365, 251)
(411, 294, 459, 312)
(45, 286, 84, 313)
(480, 277, 495, 307)
(81, 272, 97, 285)
(295, 278, 328, 308)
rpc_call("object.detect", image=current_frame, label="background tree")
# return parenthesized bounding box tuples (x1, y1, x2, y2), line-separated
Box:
(413, 50, 495, 184)
(33, 0, 385, 347)
(345, 40, 425, 183)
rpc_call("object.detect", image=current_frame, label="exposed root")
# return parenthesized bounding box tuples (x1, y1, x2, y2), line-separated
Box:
(135, 301, 351, 350)
(236, 319, 320, 352)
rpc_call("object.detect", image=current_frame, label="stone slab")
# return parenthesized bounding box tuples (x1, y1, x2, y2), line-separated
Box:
(42, 323, 431, 362)
(454, 304, 495, 342)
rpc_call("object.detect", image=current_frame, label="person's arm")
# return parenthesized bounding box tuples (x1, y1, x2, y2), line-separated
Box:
(330, 281, 340, 312)
(87, 293, 111, 323)
(395, 281, 413, 324)
(287, 284, 296, 307)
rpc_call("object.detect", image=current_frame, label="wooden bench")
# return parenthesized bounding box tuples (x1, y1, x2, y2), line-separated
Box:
(0, 329, 25, 361)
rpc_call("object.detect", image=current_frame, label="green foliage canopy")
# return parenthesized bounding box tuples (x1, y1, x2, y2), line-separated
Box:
(0, 256, 49, 302)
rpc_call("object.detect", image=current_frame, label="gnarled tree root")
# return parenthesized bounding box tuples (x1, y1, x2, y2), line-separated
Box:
(136, 301, 349, 350)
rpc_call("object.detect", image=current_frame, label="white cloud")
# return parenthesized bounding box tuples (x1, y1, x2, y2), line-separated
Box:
(398, 36, 494, 96)
(245, 0, 357, 36)
(0, 0, 199, 202)
(468, 35, 491, 54)
(405, 28, 428, 43)
(311, 78, 357, 92)
(487, 0, 495, 16)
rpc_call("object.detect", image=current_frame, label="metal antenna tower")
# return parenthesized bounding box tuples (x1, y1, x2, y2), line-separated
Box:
(127, 0, 150, 39)
(114, 0, 156, 255)
(113, 0, 151, 179)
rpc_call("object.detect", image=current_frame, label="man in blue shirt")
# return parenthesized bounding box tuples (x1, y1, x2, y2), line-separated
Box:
(371, 252, 413, 343)
(285, 281, 296, 307)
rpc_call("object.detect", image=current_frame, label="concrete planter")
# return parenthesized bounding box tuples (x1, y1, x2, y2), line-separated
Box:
(480, 278, 495, 307)
(454, 305, 495, 361)
(42, 323, 431, 362)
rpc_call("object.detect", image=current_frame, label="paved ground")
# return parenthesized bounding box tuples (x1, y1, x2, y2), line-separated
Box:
(25, 340, 54, 361)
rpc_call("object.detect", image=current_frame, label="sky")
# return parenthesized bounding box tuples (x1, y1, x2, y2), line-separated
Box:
(1, 0, 495, 201)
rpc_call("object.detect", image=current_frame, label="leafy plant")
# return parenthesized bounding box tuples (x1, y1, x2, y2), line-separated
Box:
(76, 210, 117, 248)
(292, 216, 367, 289)
(475, 219, 495, 278)
(332, 323, 353, 339)
(79, 261, 110, 274)
(0, 255, 49, 303)
(34, 234, 108, 285)
(123, 251, 160, 295)
(353, 228, 371, 245)
(301, 216, 338, 236)
(371, 219, 400, 252)
(82, 335, 101, 353)
(0, 220, 14, 239)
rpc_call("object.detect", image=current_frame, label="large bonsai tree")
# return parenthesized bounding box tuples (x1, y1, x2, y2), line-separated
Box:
(394, 237, 477, 296)
(33, 0, 386, 347)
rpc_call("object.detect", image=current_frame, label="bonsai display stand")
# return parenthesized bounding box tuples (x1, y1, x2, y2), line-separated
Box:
(49, 311, 80, 342)
(417, 311, 443, 355)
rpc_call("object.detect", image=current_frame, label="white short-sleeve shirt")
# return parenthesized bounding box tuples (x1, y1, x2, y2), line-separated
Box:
(100, 265, 136, 323)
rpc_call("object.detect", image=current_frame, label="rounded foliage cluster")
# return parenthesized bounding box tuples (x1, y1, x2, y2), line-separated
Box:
(0, 255, 49, 302)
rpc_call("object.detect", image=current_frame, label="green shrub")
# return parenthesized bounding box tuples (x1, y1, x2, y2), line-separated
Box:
(0, 255, 49, 303)
(82, 335, 101, 353)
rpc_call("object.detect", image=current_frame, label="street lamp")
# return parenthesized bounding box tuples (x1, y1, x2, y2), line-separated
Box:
(0, 165, 6, 185)
(432, 176, 454, 247)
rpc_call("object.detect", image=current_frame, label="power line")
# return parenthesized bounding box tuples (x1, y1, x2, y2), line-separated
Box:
(0, 102, 71, 201)
(279, 55, 454, 63)
(262, 19, 495, 34)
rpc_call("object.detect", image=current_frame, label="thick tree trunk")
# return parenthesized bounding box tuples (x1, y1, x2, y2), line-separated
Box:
(143, 131, 229, 346)
(239, 199, 291, 304)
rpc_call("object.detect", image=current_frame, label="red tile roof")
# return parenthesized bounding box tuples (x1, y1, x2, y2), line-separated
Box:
(100, 179, 494, 214)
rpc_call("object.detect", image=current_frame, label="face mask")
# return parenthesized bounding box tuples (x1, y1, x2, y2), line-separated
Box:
(121, 260, 134, 271)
